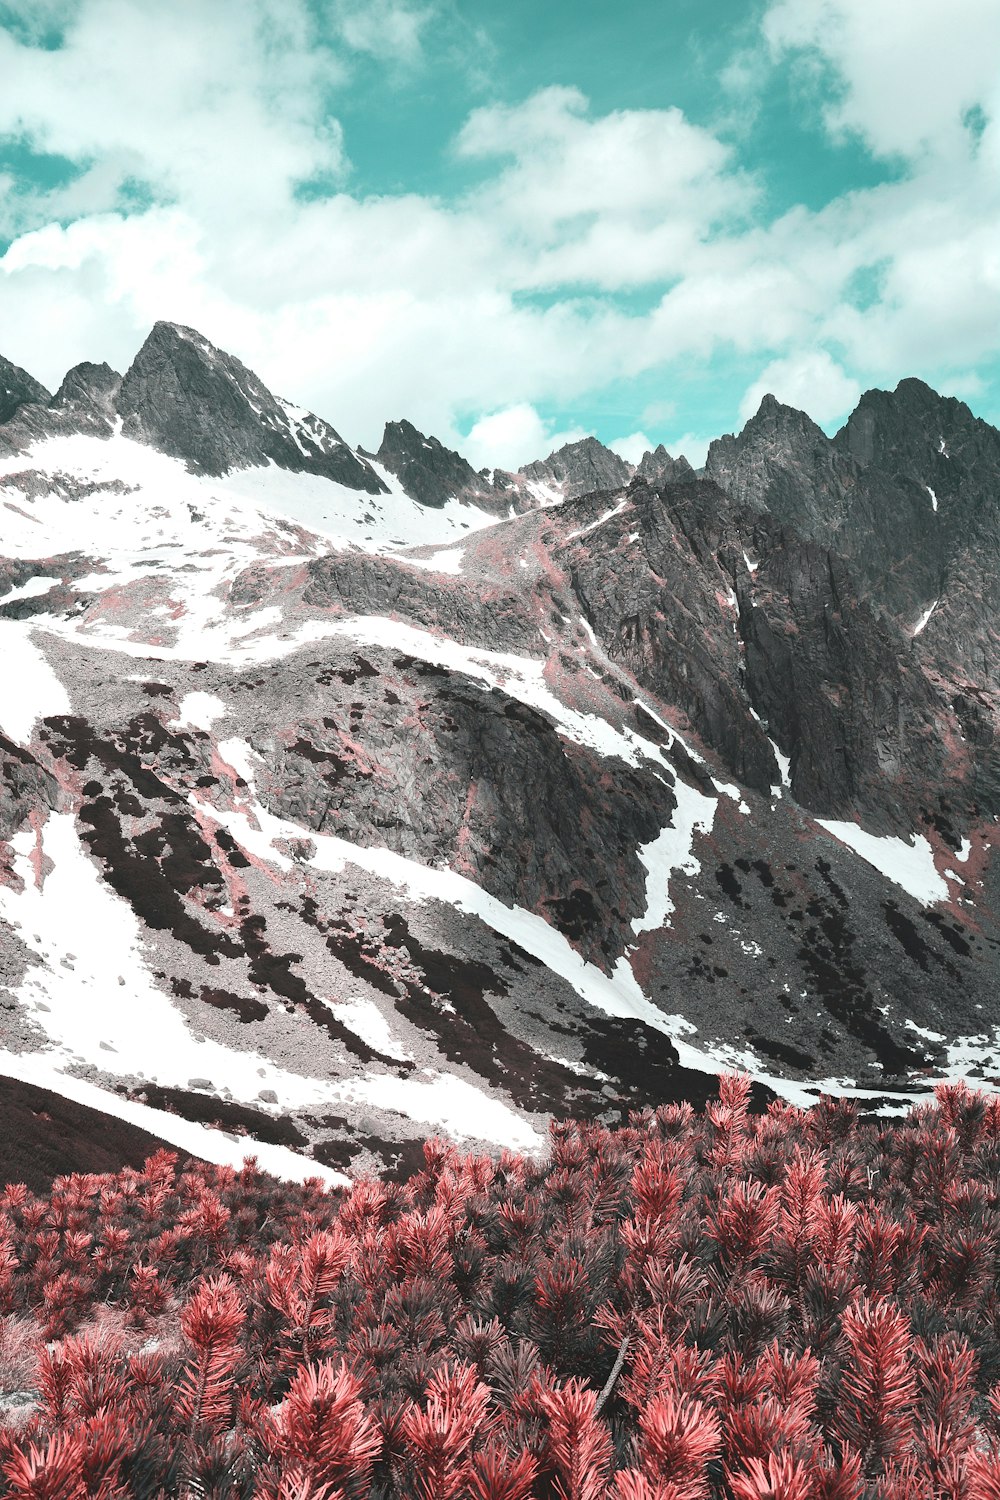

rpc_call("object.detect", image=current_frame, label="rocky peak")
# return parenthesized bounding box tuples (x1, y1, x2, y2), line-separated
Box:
(0, 354, 50, 426)
(835, 378, 982, 476)
(520, 435, 633, 500)
(117, 322, 386, 491)
(373, 419, 501, 511)
(50, 361, 122, 422)
(635, 444, 693, 486)
(705, 393, 852, 533)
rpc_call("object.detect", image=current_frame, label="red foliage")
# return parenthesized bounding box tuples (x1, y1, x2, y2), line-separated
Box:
(177, 1272, 246, 1436)
(1, 1079, 1000, 1496)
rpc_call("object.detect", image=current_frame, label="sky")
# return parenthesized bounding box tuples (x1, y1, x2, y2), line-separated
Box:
(0, 0, 998, 470)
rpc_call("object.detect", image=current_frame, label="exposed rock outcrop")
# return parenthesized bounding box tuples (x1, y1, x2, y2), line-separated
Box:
(0, 354, 50, 426)
(117, 322, 387, 488)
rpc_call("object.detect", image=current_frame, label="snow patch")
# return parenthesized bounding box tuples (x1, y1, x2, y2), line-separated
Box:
(816, 819, 948, 905)
(565, 497, 629, 540)
(220, 457, 498, 552)
(324, 996, 411, 1062)
(924, 484, 938, 512)
(905, 1019, 946, 1043)
(332, 1072, 540, 1152)
(0, 813, 349, 1110)
(913, 600, 938, 636)
(1, 575, 59, 605)
(170, 692, 227, 733)
(0, 624, 71, 743)
(0, 1051, 348, 1188)
(317, 617, 668, 769)
(631, 778, 718, 934)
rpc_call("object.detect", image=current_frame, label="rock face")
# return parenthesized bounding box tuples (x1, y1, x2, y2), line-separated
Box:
(371, 419, 504, 513)
(370, 424, 640, 517)
(519, 435, 633, 500)
(0, 324, 387, 494)
(635, 445, 693, 486)
(117, 323, 386, 489)
(2, 325, 1000, 1176)
(51, 361, 122, 422)
(0, 355, 50, 426)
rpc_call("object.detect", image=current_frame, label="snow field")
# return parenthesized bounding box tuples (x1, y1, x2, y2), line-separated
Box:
(816, 819, 949, 905)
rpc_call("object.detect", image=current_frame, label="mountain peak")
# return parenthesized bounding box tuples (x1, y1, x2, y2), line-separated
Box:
(116, 323, 385, 490)
(745, 391, 828, 441)
(835, 377, 976, 469)
(50, 361, 122, 420)
(635, 444, 693, 485)
(374, 418, 502, 511)
(520, 434, 632, 500)
(0, 353, 51, 426)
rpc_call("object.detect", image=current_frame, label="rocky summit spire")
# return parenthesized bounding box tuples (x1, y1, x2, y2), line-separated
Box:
(0, 353, 51, 426)
(519, 435, 633, 500)
(117, 321, 386, 491)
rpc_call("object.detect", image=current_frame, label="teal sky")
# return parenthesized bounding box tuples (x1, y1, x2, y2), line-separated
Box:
(0, 0, 998, 468)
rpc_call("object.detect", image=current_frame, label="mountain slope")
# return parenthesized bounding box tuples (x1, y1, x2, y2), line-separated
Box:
(0, 331, 999, 1180)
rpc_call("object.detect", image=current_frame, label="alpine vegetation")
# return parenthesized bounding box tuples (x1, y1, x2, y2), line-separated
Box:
(2, 1079, 1000, 1496)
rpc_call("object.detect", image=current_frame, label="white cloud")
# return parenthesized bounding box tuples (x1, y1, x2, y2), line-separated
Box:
(662, 432, 712, 468)
(333, 0, 433, 65)
(764, 0, 1000, 160)
(0, 1, 998, 469)
(456, 86, 757, 290)
(608, 432, 653, 465)
(461, 404, 588, 472)
(739, 349, 861, 424)
(0, 0, 346, 234)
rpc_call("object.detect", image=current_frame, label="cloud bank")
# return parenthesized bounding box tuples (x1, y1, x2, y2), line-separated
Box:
(0, 0, 997, 465)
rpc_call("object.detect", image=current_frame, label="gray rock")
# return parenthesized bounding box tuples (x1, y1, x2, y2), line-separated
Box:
(520, 435, 633, 500)
(0, 353, 50, 425)
(116, 322, 387, 490)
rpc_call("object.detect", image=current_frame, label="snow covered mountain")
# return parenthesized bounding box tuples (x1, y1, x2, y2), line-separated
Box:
(1, 322, 998, 1184)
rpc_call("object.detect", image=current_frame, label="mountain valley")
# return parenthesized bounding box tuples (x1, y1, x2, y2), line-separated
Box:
(1, 321, 999, 1182)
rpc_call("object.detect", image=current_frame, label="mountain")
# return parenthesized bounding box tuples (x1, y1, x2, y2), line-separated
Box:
(0, 321, 387, 492)
(0, 353, 52, 425)
(1, 325, 999, 1185)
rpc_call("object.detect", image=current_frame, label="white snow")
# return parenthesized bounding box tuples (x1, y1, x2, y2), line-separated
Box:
(524, 479, 565, 507)
(630, 695, 707, 766)
(0, 622, 71, 743)
(218, 457, 498, 552)
(955, 838, 973, 863)
(938, 436, 948, 456)
(0, 809, 543, 1156)
(0, 813, 345, 1108)
(333, 1072, 541, 1152)
(565, 497, 629, 540)
(0, 433, 503, 670)
(397, 542, 467, 576)
(205, 740, 1000, 1117)
(0, 1050, 348, 1188)
(324, 996, 411, 1062)
(206, 740, 829, 1108)
(770, 740, 792, 791)
(913, 599, 938, 636)
(925, 485, 938, 512)
(314, 617, 669, 769)
(170, 692, 227, 732)
(816, 819, 948, 905)
(905, 1019, 946, 1042)
(742, 549, 759, 575)
(1, 575, 59, 605)
(631, 779, 718, 934)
